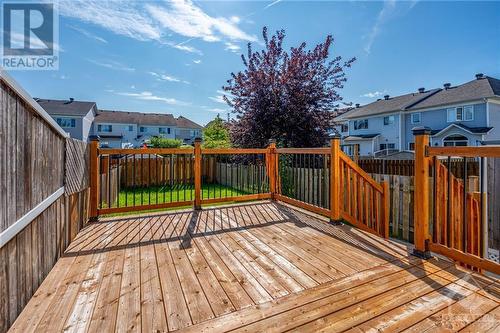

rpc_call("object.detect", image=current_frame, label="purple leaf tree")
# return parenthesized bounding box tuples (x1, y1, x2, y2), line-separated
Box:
(223, 27, 355, 148)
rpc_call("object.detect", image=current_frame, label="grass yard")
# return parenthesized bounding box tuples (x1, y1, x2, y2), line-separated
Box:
(101, 184, 252, 216)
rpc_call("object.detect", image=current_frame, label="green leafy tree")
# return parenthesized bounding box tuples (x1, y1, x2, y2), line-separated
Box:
(202, 114, 231, 148)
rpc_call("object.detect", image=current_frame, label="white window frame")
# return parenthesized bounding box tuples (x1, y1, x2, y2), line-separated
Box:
(447, 105, 474, 122)
(383, 115, 395, 126)
(56, 117, 76, 128)
(410, 113, 421, 124)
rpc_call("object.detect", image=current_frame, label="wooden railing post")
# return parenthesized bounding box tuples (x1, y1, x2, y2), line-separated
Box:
(353, 144, 359, 164)
(330, 134, 341, 222)
(194, 137, 202, 210)
(413, 127, 432, 258)
(267, 139, 277, 199)
(89, 135, 100, 221)
(382, 180, 390, 238)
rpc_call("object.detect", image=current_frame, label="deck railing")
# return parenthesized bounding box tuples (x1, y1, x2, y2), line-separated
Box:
(89, 136, 389, 238)
(412, 128, 500, 274)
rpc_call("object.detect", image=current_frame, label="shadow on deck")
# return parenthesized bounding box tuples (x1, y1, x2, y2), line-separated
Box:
(10, 202, 500, 332)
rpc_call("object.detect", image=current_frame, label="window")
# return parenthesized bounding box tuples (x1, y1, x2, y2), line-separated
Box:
(340, 124, 348, 133)
(464, 106, 474, 120)
(140, 127, 145, 133)
(167, 128, 171, 134)
(353, 119, 368, 130)
(97, 124, 112, 132)
(159, 127, 166, 134)
(383, 115, 395, 125)
(443, 135, 468, 147)
(408, 142, 415, 150)
(56, 117, 76, 128)
(379, 143, 395, 150)
(447, 106, 474, 122)
(411, 113, 421, 124)
(128, 125, 133, 131)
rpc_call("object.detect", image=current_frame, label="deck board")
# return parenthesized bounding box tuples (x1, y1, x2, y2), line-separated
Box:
(9, 202, 500, 333)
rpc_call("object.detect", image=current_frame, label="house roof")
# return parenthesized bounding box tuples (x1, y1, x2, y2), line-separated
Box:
(176, 116, 203, 129)
(408, 76, 500, 110)
(429, 123, 493, 136)
(339, 89, 440, 119)
(338, 74, 500, 120)
(96, 110, 202, 129)
(36, 98, 96, 117)
(96, 110, 177, 126)
(344, 134, 380, 141)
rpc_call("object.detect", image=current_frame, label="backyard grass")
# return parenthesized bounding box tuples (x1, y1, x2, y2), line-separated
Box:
(101, 183, 252, 216)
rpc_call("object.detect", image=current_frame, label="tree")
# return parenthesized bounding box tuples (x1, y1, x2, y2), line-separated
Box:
(202, 114, 231, 148)
(223, 27, 355, 148)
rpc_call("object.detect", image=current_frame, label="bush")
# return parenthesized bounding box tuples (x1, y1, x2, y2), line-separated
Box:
(149, 136, 182, 148)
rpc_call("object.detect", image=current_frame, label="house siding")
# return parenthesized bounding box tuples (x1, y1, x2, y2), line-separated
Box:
(486, 102, 500, 141)
(404, 102, 487, 148)
(348, 114, 400, 151)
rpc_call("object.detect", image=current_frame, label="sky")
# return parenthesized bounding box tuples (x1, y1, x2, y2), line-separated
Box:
(7, 0, 500, 126)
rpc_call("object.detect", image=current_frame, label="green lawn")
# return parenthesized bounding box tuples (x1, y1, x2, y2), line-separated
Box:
(100, 184, 252, 216)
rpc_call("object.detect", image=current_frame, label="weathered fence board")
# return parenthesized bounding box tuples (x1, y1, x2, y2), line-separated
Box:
(488, 158, 500, 251)
(65, 138, 89, 195)
(359, 158, 479, 177)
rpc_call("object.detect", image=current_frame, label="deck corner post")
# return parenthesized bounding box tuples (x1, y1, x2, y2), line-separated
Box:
(194, 137, 202, 210)
(330, 134, 342, 223)
(412, 127, 432, 258)
(89, 135, 100, 221)
(267, 139, 277, 200)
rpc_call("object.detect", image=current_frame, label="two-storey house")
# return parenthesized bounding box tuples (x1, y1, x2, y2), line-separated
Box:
(335, 74, 500, 157)
(36, 98, 97, 142)
(92, 110, 203, 148)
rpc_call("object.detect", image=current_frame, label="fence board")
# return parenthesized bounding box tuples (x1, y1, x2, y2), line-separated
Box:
(65, 138, 89, 195)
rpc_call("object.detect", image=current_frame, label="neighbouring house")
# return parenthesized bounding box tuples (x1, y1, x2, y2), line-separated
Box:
(38, 98, 203, 147)
(92, 110, 203, 148)
(36, 98, 97, 142)
(335, 73, 500, 157)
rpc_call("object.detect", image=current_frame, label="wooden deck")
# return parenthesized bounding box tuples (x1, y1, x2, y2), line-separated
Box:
(9, 202, 499, 332)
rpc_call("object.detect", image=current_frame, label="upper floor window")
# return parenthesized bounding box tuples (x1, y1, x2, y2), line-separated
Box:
(56, 117, 76, 128)
(168, 128, 171, 134)
(159, 127, 166, 134)
(353, 119, 368, 130)
(140, 127, 146, 133)
(97, 124, 112, 132)
(408, 142, 415, 151)
(411, 113, 421, 124)
(340, 124, 348, 133)
(128, 125, 133, 131)
(379, 143, 395, 150)
(447, 106, 474, 122)
(383, 115, 395, 125)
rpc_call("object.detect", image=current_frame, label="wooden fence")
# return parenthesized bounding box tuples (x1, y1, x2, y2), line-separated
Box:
(0, 72, 90, 333)
(358, 158, 479, 177)
(487, 157, 500, 252)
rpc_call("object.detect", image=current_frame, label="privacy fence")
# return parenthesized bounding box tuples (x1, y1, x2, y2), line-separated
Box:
(0, 72, 91, 333)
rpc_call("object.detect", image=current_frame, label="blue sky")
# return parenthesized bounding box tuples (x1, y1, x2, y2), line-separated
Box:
(8, 0, 500, 125)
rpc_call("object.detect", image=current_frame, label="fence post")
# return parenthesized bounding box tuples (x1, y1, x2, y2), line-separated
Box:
(413, 127, 432, 258)
(267, 139, 277, 199)
(194, 137, 202, 209)
(330, 134, 341, 222)
(382, 180, 390, 238)
(353, 144, 359, 164)
(89, 135, 100, 221)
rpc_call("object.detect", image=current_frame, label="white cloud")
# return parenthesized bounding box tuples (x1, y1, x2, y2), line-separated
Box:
(149, 71, 189, 84)
(207, 108, 229, 113)
(193, 59, 202, 64)
(146, 0, 257, 42)
(265, 0, 283, 10)
(87, 59, 135, 71)
(59, 1, 161, 41)
(364, 0, 396, 54)
(225, 42, 241, 53)
(115, 91, 190, 106)
(169, 42, 203, 54)
(209, 95, 226, 104)
(361, 91, 384, 98)
(68, 25, 107, 43)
